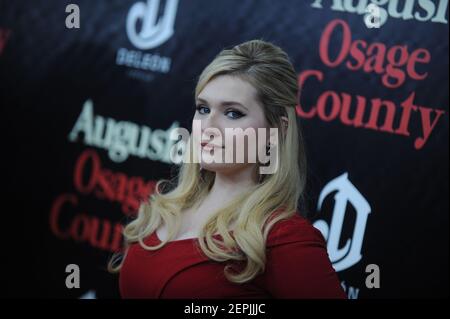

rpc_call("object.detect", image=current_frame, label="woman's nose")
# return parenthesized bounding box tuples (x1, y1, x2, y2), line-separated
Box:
(202, 126, 222, 142)
(201, 112, 223, 138)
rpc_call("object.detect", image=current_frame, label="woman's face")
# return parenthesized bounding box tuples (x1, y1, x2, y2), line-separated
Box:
(192, 75, 270, 174)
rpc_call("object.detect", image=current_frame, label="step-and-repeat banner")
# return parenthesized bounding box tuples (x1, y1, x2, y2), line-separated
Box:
(0, 0, 448, 298)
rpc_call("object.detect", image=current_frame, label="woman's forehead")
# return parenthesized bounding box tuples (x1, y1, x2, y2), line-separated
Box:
(198, 75, 258, 106)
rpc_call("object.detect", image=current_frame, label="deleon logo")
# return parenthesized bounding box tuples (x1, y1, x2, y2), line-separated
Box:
(313, 172, 372, 272)
(126, 0, 179, 50)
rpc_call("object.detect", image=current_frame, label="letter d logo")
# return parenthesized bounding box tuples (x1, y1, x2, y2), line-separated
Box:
(126, 0, 179, 50)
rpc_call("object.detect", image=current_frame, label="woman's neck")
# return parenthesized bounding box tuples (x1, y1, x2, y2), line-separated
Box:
(208, 165, 259, 201)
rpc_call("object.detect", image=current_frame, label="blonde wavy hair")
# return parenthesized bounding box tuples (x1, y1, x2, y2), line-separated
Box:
(109, 39, 308, 284)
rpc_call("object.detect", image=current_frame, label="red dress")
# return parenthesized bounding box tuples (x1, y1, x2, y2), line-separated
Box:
(119, 213, 346, 299)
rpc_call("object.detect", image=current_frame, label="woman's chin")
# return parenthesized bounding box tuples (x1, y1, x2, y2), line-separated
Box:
(200, 163, 230, 172)
(200, 162, 252, 174)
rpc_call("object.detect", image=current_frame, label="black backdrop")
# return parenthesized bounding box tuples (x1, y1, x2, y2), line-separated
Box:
(0, 0, 448, 298)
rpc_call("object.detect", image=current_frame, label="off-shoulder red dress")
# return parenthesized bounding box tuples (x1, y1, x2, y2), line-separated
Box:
(119, 213, 346, 299)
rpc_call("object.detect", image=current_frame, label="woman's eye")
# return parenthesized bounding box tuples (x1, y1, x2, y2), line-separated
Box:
(195, 105, 210, 114)
(226, 110, 245, 119)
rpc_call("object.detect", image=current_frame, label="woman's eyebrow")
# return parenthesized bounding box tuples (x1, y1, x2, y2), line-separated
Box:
(196, 97, 248, 111)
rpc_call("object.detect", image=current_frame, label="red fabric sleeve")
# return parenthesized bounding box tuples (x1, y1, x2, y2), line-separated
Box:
(262, 214, 347, 299)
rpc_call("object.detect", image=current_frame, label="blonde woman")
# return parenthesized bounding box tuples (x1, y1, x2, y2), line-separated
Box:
(110, 39, 346, 299)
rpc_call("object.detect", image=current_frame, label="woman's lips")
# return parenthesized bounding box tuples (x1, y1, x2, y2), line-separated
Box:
(201, 142, 224, 149)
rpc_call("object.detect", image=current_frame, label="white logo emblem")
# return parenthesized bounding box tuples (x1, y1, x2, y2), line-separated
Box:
(314, 172, 372, 272)
(126, 0, 179, 50)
